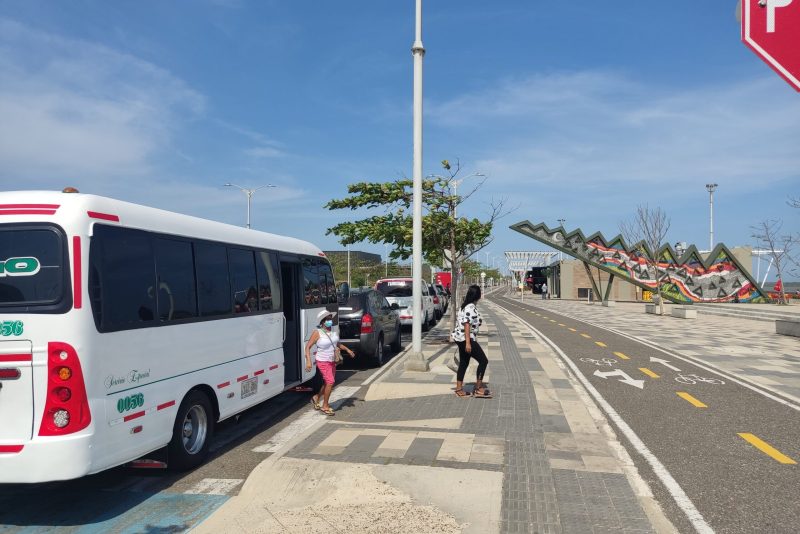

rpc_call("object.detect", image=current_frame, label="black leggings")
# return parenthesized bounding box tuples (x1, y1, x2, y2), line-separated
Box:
(455, 339, 488, 382)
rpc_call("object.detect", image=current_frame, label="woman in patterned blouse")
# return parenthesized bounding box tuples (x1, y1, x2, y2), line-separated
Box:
(451, 284, 492, 398)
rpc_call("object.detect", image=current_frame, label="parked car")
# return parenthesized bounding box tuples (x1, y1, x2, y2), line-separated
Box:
(434, 283, 449, 314)
(429, 283, 444, 320)
(375, 277, 436, 330)
(338, 288, 402, 366)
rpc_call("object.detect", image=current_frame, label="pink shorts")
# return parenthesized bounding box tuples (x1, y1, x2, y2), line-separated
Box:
(316, 360, 336, 385)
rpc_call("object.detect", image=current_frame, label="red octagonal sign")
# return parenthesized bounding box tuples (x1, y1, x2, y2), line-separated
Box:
(742, 0, 800, 91)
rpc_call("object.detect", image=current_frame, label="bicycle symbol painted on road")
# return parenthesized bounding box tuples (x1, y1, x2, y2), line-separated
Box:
(580, 357, 617, 367)
(674, 374, 725, 385)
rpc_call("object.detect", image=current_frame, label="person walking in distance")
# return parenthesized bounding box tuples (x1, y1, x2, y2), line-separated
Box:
(305, 310, 355, 415)
(541, 282, 548, 300)
(451, 285, 492, 398)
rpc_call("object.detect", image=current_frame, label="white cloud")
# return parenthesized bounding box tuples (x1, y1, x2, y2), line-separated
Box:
(0, 18, 205, 183)
(429, 71, 800, 196)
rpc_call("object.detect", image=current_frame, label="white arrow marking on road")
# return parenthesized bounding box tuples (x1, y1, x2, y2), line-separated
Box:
(650, 357, 681, 372)
(593, 369, 645, 389)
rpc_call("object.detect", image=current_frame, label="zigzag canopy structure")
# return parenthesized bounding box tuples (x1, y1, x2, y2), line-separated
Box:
(510, 221, 768, 304)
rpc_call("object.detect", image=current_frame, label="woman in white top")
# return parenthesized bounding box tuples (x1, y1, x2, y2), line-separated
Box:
(451, 285, 491, 398)
(304, 309, 355, 415)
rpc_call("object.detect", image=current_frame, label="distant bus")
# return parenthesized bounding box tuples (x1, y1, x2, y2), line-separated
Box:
(0, 190, 335, 482)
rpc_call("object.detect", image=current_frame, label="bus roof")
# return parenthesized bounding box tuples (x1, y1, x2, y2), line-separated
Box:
(0, 190, 324, 257)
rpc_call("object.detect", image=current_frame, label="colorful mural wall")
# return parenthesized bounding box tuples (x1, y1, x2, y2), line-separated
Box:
(510, 221, 768, 304)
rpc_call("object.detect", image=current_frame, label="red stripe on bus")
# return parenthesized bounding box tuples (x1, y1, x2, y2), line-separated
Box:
(253, 369, 264, 376)
(0, 209, 57, 215)
(237, 375, 248, 382)
(73, 236, 82, 309)
(87, 211, 120, 222)
(157, 400, 175, 411)
(0, 354, 32, 362)
(217, 381, 230, 389)
(269, 364, 279, 370)
(0, 445, 24, 454)
(123, 411, 145, 422)
(0, 204, 59, 209)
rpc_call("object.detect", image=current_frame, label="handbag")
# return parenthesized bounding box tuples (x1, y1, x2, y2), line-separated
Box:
(445, 347, 460, 373)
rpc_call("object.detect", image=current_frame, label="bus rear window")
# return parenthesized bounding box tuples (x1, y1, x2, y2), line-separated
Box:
(0, 224, 67, 309)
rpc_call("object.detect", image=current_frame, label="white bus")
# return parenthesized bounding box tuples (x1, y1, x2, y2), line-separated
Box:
(0, 190, 338, 483)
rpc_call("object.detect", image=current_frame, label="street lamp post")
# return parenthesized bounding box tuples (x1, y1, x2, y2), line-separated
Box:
(406, 0, 428, 372)
(705, 183, 718, 251)
(385, 243, 390, 277)
(557, 218, 566, 227)
(224, 182, 276, 229)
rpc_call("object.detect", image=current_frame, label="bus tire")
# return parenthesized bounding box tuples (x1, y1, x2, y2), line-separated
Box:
(168, 390, 214, 471)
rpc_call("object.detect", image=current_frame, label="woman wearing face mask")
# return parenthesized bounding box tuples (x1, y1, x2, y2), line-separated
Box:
(305, 310, 355, 415)
(452, 284, 492, 398)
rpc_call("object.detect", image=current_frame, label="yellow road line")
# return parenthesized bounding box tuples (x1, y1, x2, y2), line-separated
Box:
(595, 341, 607, 348)
(580, 333, 591, 339)
(737, 433, 797, 464)
(613, 351, 630, 360)
(676, 392, 707, 408)
(639, 368, 659, 378)
(568, 328, 577, 332)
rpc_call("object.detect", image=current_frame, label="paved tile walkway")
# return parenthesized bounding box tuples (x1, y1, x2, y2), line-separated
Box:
(285, 302, 661, 533)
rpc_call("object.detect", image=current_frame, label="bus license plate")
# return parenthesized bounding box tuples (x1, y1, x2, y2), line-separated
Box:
(241, 377, 257, 399)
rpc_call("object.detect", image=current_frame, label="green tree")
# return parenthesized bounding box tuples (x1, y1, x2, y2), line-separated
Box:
(325, 159, 508, 329)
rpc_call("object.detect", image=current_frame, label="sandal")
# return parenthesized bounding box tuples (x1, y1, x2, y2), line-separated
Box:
(321, 407, 335, 416)
(310, 398, 320, 410)
(455, 388, 471, 398)
(473, 387, 493, 398)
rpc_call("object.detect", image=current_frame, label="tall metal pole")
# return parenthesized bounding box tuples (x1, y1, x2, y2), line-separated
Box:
(224, 183, 276, 229)
(406, 0, 428, 371)
(347, 244, 351, 287)
(706, 183, 717, 251)
(246, 191, 252, 229)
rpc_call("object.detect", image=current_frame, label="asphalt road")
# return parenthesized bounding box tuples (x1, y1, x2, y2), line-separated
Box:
(0, 326, 418, 533)
(491, 294, 800, 534)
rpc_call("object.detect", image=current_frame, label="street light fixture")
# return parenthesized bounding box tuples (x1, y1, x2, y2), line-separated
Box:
(224, 182, 276, 229)
(705, 183, 718, 251)
(557, 218, 566, 227)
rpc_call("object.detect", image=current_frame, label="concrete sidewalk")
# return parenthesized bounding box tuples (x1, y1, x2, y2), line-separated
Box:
(194, 298, 672, 533)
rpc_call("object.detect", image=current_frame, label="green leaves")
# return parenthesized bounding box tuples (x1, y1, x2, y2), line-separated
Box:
(325, 173, 496, 265)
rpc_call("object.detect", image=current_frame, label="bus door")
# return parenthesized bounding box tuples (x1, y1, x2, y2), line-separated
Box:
(280, 259, 304, 385)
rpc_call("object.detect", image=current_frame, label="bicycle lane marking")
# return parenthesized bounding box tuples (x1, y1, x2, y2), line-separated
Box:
(503, 297, 800, 413)
(489, 298, 715, 534)
(500, 300, 797, 472)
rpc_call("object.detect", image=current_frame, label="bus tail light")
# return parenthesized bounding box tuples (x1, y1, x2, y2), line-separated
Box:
(39, 342, 91, 436)
(361, 313, 374, 334)
(0, 368, 21, 380)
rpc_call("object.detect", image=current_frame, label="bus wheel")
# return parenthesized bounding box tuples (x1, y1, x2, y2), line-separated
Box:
(169, 390, 214, 471)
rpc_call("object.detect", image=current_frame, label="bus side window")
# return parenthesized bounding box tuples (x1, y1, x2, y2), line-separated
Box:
(229, 248, 257, 314)
(92, 226, 156, 330)
(302, 258, 320, 306)
(154, 238, 197, 321)
(195, 242, 231, 317)
(256, 251, 281, 311)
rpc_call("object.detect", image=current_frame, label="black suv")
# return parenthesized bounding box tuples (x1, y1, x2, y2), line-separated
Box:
(338, 288, 402, 366)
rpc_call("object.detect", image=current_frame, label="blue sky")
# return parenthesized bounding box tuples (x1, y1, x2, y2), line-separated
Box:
(0, 1, 797, 280)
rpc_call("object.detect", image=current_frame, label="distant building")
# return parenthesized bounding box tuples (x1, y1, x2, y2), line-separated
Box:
(323, 250, 381, 264)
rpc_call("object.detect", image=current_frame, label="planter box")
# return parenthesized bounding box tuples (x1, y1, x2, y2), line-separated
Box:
(776, 319, 800, 338)
(645, 304, 661, 315)
(671, 307, 697, 319)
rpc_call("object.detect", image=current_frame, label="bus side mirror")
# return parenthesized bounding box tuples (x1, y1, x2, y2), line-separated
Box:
(337, 282, 350, 304)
